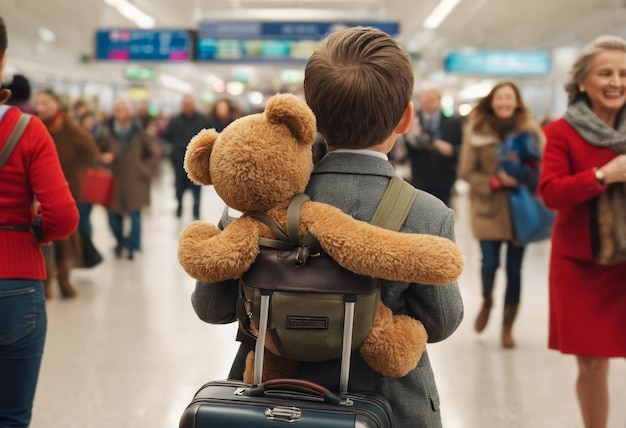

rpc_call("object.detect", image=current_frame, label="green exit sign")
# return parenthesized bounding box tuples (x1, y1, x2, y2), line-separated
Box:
(124, 67, 156, 81)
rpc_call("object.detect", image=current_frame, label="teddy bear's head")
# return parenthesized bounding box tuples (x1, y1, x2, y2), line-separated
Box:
(184, 94, 317, 213)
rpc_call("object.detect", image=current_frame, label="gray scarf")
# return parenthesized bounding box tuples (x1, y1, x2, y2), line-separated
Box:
(564, 100, 626, 154)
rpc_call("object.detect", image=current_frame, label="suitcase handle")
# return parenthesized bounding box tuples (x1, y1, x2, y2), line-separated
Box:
(249, 379, 341, 405)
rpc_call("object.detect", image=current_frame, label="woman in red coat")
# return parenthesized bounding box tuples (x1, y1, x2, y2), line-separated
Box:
(0, 16, 78, 427)
(539, 35, 626, 428)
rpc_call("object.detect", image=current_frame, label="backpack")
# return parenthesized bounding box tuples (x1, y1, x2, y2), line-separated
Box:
(237, 176, 417, 363)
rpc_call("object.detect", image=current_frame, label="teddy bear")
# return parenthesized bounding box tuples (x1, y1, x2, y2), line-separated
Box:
(178, 93, 464, 383)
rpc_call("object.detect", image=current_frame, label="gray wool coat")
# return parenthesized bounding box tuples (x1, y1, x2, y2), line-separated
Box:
(191, 152, 464, 428)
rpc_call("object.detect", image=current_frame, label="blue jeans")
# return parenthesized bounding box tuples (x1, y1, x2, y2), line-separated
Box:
(77, 202, 93, 238)
(174, 165, 201, 219)
(479, 240, 526, 304)
(0, 279, 47, 427)
(107, 210, 141, 251)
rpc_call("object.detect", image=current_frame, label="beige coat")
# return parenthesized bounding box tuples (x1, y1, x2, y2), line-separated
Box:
(458, 119, 545, 241)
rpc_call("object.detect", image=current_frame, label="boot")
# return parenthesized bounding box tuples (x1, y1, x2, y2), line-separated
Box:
(474, 294, 493, 333)
(502, 303, 519, 349)
(57, 259, 78, 298)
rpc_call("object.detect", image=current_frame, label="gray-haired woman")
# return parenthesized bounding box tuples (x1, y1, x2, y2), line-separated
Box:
(539, 35, 626, 428)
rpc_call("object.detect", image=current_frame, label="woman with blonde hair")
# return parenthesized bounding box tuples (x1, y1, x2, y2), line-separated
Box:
(458, 81, 545, 348)
(539, 35, 626, 428)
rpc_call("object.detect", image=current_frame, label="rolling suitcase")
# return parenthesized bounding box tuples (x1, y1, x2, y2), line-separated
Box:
(179, 293, 393, 427)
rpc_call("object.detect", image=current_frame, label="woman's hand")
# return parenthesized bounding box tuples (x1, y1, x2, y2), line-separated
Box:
(600, 155, 626, 184)
(497, 170, 519, 188)
(100, 152, 115, 164)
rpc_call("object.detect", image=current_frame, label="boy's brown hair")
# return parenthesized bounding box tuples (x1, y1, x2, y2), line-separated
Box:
(304, 26, 414, 149)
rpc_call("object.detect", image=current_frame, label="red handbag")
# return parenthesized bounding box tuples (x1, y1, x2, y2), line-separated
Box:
(82, 168, 118, 207)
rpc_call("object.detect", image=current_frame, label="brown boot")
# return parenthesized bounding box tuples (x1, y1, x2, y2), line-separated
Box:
(502, 303, 519, 349)
(474, 294, 493, 333)
(57, 259, 78, 298)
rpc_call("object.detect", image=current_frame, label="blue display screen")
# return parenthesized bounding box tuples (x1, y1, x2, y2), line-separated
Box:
(196, 21, 399, 62)
(96, 29, 194, 61)
(444, 51, 551, 76)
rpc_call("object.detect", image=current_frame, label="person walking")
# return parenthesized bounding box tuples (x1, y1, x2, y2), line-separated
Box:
(162, 95, 210, 219)
(0, 15, 79, 426)
(34, 89, 100, 298)
(97, 100, 153, 260)
(404, 88, 463, 207)
(458, 81, 545, 348)
(539, 35, 626, 428)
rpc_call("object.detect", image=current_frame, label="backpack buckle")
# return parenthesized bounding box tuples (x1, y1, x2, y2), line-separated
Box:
(296, 246, 310, 265)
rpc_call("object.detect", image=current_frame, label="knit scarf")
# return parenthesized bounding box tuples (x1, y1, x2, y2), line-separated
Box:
(564, 100, 626, 154)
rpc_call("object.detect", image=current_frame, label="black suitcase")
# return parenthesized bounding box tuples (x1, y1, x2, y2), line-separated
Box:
(180, 294, 393, 427)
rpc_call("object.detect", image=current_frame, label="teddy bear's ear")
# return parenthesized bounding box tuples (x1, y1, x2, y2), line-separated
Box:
(184, 128, 218, 185)
(265, 94, 317, 146)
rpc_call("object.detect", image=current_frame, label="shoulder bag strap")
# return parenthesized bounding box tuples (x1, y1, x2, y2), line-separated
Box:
(370, 176, 418, 231)
(0, 113, 32, 170)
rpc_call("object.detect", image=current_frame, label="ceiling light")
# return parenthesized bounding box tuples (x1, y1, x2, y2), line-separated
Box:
(247, 91, 264, 105)
(423, 0, 460, 30)
(226, 81, 244, 96)
(38, 28, 56, 43)
(104, 0, 155, 29)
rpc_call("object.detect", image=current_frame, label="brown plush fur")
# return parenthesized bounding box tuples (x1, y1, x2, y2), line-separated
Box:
(178, 93, 464, 382)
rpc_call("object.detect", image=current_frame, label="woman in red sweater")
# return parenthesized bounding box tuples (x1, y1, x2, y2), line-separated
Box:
(0, 17, 78, 427)
(539, 35, 626, 428)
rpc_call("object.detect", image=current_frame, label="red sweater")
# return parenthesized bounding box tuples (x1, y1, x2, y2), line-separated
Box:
(0, 107, 78, 279)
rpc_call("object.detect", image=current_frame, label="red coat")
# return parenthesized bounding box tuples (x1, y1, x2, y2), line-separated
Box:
(0, 107, 78, 279)
(539, 118, 626, 357)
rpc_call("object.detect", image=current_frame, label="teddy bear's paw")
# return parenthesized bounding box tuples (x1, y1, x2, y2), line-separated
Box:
(178, 221, 220, 243)
(360, 315, 427, 378)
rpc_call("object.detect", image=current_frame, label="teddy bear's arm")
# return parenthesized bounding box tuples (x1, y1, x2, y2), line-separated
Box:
(178, 216, 262, 283)
(299, 201, 463, 285)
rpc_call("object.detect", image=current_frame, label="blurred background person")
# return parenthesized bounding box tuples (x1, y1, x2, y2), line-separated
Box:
(207, 98, 240, 132)
(403, 88, 463, 207)
(34, 89, 100, 299)
(539, 35, 626, 428)
(458, 81, 545, 348)
(4, 74, 37, 115)
(97, 99, 153, 260)
(71, 99, 88, 123)
(162, 94, 210, 219)
(79, 110, 102, 141)
(0, 16, 79, 426)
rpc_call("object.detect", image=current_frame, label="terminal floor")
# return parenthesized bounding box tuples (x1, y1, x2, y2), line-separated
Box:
(31, 166, 625, 428)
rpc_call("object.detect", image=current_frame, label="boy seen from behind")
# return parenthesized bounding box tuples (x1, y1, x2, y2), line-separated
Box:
(190, 26, 464, 428)
(302, 26, 464, 427)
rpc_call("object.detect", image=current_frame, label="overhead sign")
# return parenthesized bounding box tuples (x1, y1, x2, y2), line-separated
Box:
(196, 21, 399, 62)
(124, 66, 156, 80)
(96, 29, 194, 61)
(444, 51, 551, 76)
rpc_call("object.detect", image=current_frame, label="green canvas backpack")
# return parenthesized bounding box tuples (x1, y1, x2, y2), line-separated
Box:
(237, 176, 417, 363)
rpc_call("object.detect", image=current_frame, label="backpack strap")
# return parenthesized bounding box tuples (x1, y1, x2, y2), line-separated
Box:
(249, 194, 312, 250)
(370, 176, 418, 232)
(0, 112, 32, 170)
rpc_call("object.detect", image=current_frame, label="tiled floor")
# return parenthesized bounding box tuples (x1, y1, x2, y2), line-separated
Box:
(31, 165, 625, 428)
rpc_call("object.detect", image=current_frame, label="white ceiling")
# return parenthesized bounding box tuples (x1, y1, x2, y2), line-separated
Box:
(3, 0, 626, 96)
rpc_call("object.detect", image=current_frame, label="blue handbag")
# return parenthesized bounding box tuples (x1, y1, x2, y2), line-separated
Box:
(508, 186, 555, 243)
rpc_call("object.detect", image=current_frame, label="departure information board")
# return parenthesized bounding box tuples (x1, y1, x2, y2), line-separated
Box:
(196, 21, 399, 62)
(96, 29, 194, 61)
(444, 51, 551, 76)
